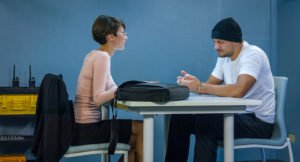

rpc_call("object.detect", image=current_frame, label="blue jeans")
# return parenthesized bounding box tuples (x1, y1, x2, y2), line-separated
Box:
(165, 113, 273, 162)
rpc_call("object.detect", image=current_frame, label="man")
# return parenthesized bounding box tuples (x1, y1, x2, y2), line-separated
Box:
(165, 17, 275, 162)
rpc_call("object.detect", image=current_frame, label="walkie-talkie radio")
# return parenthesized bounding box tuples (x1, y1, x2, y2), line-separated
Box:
(12, 64, 19, 88)
(29, 65, 35, 87)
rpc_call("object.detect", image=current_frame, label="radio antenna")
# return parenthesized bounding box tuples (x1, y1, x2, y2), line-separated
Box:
(29, 65, 31, 82)
(13, 64, 15, 80)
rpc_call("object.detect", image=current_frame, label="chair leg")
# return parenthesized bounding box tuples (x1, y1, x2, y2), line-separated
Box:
(287, 138, 294, 162)
(124, 151, 129, 162)
(260, 148, 266, 162)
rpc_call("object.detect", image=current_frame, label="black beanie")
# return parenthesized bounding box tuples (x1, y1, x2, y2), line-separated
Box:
(211, 17, 242, 42)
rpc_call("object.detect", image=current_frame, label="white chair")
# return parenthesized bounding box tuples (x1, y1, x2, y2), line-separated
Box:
(233, 76, 294, 162)
(64, 105, 131, 162)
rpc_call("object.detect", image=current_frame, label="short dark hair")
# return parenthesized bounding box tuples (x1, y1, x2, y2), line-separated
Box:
(92, 15, 125, 45)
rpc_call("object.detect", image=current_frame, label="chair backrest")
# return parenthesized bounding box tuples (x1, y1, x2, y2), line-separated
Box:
(271, 76, 288, 144)
(101, 104, 110, 120)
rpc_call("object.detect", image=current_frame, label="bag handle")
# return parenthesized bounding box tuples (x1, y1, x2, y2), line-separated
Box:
(108, 93, 119, 154)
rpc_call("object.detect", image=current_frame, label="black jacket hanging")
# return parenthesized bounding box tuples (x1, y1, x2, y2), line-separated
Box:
(31, 73, 74, 162)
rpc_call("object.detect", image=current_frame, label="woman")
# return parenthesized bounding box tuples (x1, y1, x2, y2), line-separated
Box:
(72, 15, 143, 162)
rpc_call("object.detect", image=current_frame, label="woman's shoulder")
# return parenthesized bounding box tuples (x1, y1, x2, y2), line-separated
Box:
(91, 50, 109, 57)
(86, 50, 110, 60)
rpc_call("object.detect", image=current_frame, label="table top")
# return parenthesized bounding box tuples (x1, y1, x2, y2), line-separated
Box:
(118, 93, 262, 107)
(116, 93, 261, 115)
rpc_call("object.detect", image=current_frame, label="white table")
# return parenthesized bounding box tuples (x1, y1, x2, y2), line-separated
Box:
(117, 93, 261, 162)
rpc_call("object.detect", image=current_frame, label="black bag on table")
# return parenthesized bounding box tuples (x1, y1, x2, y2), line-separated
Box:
(115, 80, 190, 102)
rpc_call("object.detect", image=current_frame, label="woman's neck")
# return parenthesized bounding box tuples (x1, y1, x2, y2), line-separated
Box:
(99, 44, 115, 57)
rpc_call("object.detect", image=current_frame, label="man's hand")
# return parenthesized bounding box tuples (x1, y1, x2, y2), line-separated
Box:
(177, 70, 202, 93)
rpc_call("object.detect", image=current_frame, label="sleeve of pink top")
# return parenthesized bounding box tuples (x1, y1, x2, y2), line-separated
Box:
(92, 53, 117, 106)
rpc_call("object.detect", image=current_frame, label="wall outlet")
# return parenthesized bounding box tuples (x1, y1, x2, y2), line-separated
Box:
(288, 133, 296, 143)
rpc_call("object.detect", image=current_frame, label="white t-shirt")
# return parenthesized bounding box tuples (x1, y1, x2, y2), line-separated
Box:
(211, 41, 275, 123)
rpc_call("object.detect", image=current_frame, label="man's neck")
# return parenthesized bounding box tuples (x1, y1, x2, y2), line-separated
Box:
(230, 42, 243, 61)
